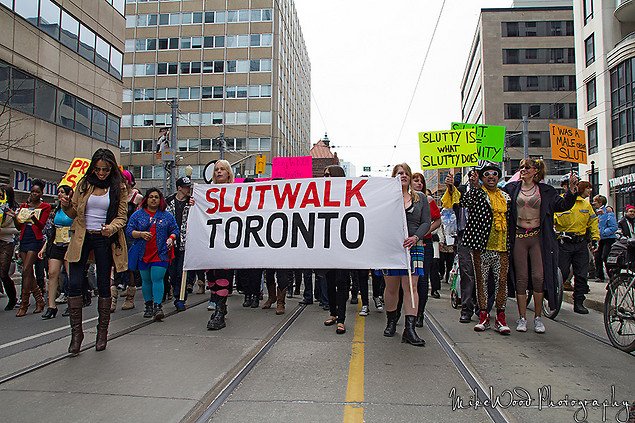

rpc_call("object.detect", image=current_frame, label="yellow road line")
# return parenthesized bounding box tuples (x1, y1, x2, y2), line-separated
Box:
(343, 301, 365, 423)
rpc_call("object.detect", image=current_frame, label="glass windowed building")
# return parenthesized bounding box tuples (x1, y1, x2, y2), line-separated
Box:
(458, 2, 577, 189)
(574, 0, 635, 215)
(120, 0, 310, 188)
(0, 0, 125, 201)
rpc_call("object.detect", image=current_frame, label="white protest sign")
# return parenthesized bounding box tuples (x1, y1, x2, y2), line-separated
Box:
(183, 178, 409, 270)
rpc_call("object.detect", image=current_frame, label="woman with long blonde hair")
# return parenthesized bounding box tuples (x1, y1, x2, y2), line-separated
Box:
(206, 159, 235, 330)
(382, 163, 431, 346)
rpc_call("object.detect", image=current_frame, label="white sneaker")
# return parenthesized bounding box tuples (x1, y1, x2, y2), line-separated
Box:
(359, 305, 369, 316)
(55, 293, 67, 304)
(534, 317, 546, 333)
(516, 317, 527, 332)
(207, 300, 216, 311)
(373, 297, 384, 311)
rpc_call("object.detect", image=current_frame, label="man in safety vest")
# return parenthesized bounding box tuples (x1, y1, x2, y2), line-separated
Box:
(554, 177, 599, 314)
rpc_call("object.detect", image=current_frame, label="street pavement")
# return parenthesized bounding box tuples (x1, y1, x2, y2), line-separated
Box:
(0, 281, 632, 423)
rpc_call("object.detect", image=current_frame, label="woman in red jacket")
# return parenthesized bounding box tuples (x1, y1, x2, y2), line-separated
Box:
(9, 179, 51, 316)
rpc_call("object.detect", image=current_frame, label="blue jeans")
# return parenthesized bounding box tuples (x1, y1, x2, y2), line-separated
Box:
(296, 269, 313, 302)
(316, 271, 329, 306)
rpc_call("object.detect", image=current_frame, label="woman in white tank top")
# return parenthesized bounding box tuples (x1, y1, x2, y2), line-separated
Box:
(61, 149, 128, 356)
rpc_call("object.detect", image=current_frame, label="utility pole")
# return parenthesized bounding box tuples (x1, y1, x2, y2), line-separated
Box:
(522, 115, 529, 159)
(168, 97, 178, 196)
(219, 131, 226, 160)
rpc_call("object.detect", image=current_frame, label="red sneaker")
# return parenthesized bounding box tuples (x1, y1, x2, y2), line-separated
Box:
(495, 310, 511, 335)
(474, 311, 490, 332)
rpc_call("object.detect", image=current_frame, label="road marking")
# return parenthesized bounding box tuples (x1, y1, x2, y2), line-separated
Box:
(343, 302, 365, 423)
(0, 316, 98, 350)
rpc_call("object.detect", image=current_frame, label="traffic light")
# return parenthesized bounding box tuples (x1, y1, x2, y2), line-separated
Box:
(255, 154, 266, 174)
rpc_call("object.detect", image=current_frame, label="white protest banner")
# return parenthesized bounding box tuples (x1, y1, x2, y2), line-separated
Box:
(183, 178, 409, 270)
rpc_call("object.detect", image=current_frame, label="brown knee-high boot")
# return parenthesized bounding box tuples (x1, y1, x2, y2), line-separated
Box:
(96, 297, 111, 351)
(276, 288, 287, 315)
(15, 287, 30, 317)
(32, 285, 45, 313)
(67, 296, 84, 355)
(261, 281, 277, 309)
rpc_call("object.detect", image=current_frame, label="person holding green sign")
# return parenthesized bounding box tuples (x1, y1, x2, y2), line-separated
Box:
(459, 163, 512, 335)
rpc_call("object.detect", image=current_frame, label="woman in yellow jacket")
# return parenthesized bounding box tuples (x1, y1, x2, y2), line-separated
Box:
(61, 149, 128, 355)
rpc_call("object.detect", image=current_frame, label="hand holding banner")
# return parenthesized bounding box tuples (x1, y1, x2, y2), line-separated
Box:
(60, 158, 91, 190)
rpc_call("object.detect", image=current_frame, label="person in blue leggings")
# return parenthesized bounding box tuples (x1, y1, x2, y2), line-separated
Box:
(126, 188, 178, 321)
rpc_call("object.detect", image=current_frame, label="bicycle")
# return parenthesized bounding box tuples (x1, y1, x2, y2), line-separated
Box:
(526, 269, 564, 320)
(604, 238, 635, 352)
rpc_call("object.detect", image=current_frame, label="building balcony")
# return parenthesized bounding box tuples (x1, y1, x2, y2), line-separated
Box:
(608, 31, 635, 68)
(616, 0, 635, 23)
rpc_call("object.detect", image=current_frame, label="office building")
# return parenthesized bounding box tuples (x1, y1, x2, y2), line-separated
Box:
(459, 3, 576, 186)
(121, 0, 310, 190)
(574, 0, 635, 212)
(0, 0, 125, 200)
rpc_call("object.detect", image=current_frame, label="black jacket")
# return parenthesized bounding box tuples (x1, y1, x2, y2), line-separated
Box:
(459, 186, 512, 253)
(617, 217, 635, 238)
(503, 182, 576, 309)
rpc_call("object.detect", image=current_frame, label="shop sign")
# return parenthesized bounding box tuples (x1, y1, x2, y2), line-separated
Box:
(13, 170, 57, 197)
(609, 173, 635, 188)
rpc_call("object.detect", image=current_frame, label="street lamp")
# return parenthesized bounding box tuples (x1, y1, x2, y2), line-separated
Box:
(185, 164, 193, 178)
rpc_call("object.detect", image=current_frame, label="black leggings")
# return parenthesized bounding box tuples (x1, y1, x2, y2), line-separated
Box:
(239, 269, 263, 296)
(265, 269, 292, 291)
(356, 269, 370, 306)
(371, 272, 385, 298)
(68, 233, 112, 298)
(327, 269, 351, 324)
(439, 251, 455, 282)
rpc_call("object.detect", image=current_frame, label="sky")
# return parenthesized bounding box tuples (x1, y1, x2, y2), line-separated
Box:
(293, 0, 513, 176)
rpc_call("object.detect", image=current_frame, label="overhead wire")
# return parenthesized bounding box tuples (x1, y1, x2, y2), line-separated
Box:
(389, 0, 446, 163)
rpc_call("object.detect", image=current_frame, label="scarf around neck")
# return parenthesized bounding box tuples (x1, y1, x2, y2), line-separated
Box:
(483, 187, 507, 231)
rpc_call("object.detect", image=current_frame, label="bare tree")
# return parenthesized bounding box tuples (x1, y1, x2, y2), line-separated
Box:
(0, 83, 38, 153)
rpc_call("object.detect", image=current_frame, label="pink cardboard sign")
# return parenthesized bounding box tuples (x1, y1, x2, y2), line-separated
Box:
(234, 177, 272, 183)
(271, 156, 313, 179)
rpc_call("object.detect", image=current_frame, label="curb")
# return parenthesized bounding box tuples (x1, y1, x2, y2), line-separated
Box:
(562, 291, 604, 313)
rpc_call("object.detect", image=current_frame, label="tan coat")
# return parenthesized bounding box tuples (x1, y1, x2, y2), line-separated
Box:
(63, 183, 129, 273)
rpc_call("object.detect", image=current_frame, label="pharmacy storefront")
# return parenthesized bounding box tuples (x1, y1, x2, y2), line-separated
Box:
(0, 161, 61, 203)
(610, 173, 635, 218)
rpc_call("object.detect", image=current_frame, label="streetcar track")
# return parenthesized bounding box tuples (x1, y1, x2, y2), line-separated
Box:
(524, 303, 635, 356)
(0, 297, 210, 386)
(425, 310, 517, 423)
(185, 303, 307, 423)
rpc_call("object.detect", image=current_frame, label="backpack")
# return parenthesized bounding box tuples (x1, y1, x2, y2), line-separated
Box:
(606, 238, 635, 270)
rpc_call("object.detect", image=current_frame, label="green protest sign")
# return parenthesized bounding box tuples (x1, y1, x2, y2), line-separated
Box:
(418, 129, 478, 169)
(451, 123, 506, 163)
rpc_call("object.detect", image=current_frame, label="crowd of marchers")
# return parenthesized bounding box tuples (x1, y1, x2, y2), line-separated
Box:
(0, 148, 625, 354)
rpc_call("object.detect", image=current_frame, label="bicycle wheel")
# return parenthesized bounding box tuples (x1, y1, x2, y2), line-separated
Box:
(527, 269, 563, 320)
(603, 272, 635, 353)
(543, 270, 563, 319)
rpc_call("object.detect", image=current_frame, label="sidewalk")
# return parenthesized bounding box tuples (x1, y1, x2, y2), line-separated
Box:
(562, 278, 606, 313)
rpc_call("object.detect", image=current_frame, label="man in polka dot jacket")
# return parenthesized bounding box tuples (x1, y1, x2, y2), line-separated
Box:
(458, 163, 513, 335)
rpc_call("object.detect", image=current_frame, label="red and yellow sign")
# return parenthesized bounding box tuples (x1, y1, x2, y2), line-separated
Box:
(60, 158, 91, 190)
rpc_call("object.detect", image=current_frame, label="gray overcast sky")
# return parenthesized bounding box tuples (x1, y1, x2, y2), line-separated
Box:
(293, 0, 512, 175)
